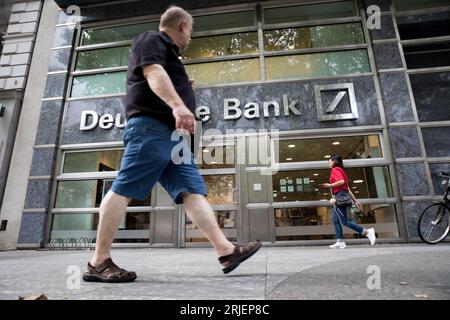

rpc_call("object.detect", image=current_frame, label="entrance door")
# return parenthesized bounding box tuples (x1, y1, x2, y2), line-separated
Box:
(237, 135, 276, 243)
(183, 140, 240, 246)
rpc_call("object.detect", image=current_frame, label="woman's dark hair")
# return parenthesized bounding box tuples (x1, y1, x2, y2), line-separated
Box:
(330, 154, 344, 169)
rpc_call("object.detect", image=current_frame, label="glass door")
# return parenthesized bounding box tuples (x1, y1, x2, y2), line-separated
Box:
(184, 141, 239, 245)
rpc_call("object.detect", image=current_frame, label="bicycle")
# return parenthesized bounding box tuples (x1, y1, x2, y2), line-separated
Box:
(418, 172, 450, 244)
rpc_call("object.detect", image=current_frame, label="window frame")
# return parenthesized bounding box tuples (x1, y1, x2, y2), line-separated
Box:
(51, 146, 172, 242)
(67, 0, 372, 97)
(270, 131, 389, 168)
(265, 131, 396, 208)
(394, 2, 450, 73)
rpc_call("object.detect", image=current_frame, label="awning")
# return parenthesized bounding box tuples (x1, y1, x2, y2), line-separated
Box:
(53, 0, 265, 9)
(53, 0, 122, 7)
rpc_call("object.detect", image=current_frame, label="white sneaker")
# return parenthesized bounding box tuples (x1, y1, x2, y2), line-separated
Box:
(329, 241, 347, 249)
(366, 228, 376, 245)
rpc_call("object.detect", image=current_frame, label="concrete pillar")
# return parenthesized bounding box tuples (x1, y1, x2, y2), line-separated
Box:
(0, 0, 59, 250)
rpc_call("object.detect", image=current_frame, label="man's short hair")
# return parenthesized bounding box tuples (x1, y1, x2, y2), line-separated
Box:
(160, 6, 193, 30)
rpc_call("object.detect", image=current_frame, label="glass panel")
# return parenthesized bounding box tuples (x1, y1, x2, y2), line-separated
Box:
(186, 210, 237, 242)
(410, 72, 450, 122)
(264, 1, 356, 25)
(274, 204, 399, 241)
(197, 146, 235, 169)
(71, 71, 126, 97)
(193, 11, 254, 32)
(422, 127, 450, 158)
(265, 49, 370, 79)
(397, 12, 450, 40)
(76, 46, 131, 71)
(394, 0, 450, 11)
(81, 22, 159, 45)
(185, 58, 260, 87)
(51, 212, 150, 230)
(429, 163, 450, 195)
(272, 167, 393, 202)
(63, 150, 124, 173)
(404, 42, 450, 69)
(264, 23, 365, 52)
(203, 175, 235, 204)
(276, 135, 382, 163)
(55, 180, 151, 208)
(182, 32, 258, 60)
(52, 213, 97, 231)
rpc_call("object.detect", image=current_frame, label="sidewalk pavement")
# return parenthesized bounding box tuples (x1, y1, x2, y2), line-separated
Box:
(0, 243, 449, 300)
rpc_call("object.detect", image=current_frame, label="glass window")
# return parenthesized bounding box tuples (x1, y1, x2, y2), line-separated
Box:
(394, 0, 450, 11)
(397, 12, 450, 40)
(274, 204, 399, 241)
(429, 163, 450, 195)
(81, 22, 159, 45)
(275, 135, 382, 163)
(63, 150, 124, 173)
(264, 1, 356, 25)
(186, 210, 237, 242)
(272, 167, 393, 202)
(71, 71, 126, 97)
(422, 127, 450, 158)
(266, 49, 370, 80)
(403, 42, 450, 69)
(264, 23, 365, 52)
(52, 213, 98, 231)
(182, 33, 259, 60)
(410, 72, 450, 122)
(185, 58, 260, 87)
(55, 180, 151, 208)
(203, 175, 235, 204)
(197, 146, 235, 169)
(76, 46, 131, 71)
(51, 212, 150, 231)
(193, 11, 254, 32)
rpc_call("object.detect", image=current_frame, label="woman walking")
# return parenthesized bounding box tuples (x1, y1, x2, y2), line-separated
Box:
(321, 154, 376, 249)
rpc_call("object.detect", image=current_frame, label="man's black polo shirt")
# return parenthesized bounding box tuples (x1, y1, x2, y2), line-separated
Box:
(124, 31, 196, 129)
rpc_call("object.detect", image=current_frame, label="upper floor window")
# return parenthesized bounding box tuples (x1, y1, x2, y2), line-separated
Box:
(70, 1, 370, 97)
(393, 0, 450, 11)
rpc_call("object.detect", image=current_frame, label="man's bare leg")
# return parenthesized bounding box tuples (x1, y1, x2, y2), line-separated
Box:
(183, 193, 235, 257)
(90, 191, 131, 266)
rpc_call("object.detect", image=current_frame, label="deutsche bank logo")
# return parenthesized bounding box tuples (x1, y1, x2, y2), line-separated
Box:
(315, 83, 358, 122)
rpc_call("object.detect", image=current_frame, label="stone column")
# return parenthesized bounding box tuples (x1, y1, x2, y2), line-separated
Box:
(365, 0, 433, 240)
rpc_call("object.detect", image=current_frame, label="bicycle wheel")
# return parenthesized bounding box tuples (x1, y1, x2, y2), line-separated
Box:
(418, 203, 450, 244)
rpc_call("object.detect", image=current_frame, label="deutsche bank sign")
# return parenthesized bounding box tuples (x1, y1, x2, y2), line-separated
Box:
(79, 83, 359, 131)
(315, 83, 358, 121)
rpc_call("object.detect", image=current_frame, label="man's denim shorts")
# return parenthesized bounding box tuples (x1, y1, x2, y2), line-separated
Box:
(111, 115, 207, 204)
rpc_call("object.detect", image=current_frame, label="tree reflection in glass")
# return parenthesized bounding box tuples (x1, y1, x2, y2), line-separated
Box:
(266, 49, 370, 79)
(182, 32, 258, 60)
(185, 59, 260, 87)
(264, 23, 364, 52)
(203, 175, 236, 204)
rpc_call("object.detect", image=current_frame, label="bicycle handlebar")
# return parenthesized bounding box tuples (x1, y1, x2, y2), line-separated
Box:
(439, 172, 450, 178)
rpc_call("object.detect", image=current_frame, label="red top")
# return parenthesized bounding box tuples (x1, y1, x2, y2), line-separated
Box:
(329, 167, 349, 194)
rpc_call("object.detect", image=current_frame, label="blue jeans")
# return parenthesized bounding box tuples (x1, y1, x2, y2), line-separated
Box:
(333, 202, 365, 241)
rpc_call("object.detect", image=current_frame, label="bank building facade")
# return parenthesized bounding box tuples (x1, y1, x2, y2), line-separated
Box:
(0, 0, 449, 250)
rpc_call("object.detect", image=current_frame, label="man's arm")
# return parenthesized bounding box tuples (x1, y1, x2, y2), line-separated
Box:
(143, 64, 195, 134)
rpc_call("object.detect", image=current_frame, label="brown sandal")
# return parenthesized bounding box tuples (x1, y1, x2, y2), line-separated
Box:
(219, 241, 262, 274)
(82, 258, 137, 283)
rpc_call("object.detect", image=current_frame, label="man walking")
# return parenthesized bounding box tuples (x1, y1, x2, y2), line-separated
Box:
(83, 6, 261, 283)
